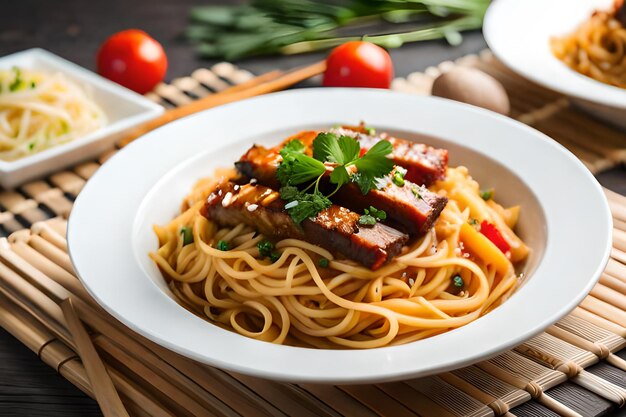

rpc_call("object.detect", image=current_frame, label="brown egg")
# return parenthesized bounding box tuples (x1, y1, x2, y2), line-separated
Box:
(431, 67, 510, 115)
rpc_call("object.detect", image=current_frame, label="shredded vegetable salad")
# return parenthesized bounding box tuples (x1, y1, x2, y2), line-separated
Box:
(0, 67, 106, 161)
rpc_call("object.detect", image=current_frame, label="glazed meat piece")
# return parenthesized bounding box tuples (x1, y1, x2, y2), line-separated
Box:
(235, 145, 282, 189)
(235, 144, 448, 235)
(202, 182, 408, 270)
(332, 175, 448, 234)
(338, 126, 448, 187)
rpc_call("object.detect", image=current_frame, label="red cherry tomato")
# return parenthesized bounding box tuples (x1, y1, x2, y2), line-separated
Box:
(323, 41, 394, 89)
(479, 221, 511, 254)
(97, 29, 168, 94)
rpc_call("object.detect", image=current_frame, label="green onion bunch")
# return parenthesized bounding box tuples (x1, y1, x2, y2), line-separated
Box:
(186, 0, 490, 60)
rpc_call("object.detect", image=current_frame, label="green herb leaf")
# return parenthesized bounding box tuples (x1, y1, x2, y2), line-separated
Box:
(217, 240, 230, 251)
(318, 258, 329, 268)
(312, 133, 359, 165)
(354, 141, 394, 179)
(362, 139, 392, 158)
(280, 186, 331, 224)
(329, 165, 350, 186)
(279, 185, 300, 201)
(480, 188, 494, 201)
(337, 135, 360, 164)
(257, 240, 274, 258)
(364, 126, 376, 135)
(352, 172, 375, 195)
(276, 152, 326, 186)
(280, 139, 306, 156)
(180, 227, 194, 246)
(312, 132, 341, 163)
(269, 251, 281, 263)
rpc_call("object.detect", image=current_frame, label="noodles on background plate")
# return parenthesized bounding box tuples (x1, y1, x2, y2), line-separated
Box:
(551, 0, 626, 89)
(151, 129, 530, 349)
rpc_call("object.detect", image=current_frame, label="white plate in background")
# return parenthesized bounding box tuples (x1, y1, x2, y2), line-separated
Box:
(0, 49, 163, 188)
(484, 0, 626, 129)
(68, 89, 611, 383)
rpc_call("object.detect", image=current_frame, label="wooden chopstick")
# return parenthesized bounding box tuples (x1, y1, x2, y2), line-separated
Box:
(119, 60, 326, 147)
(61, 298, 130, 417)
(0, 293, 175, 417)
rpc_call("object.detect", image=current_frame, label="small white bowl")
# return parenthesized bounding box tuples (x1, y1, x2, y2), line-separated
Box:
(0, 49, 163, 189)
(484, 0, 626, 130)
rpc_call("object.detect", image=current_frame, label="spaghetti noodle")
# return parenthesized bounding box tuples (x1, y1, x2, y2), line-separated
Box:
(551, 2, 626, 89)
(151, 164, 529, 349)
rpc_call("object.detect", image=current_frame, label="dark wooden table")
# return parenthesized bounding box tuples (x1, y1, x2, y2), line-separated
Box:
(1, 1, 625, 416)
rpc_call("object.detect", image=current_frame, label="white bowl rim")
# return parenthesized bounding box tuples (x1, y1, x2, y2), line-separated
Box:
(68, 88, 612, 384)
(484, 0, 626, 109)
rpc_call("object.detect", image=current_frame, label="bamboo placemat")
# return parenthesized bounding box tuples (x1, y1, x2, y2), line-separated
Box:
(0, 56, 625, 417)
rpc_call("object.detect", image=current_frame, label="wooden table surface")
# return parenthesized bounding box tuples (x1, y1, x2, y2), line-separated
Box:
(1, 1, 625, 416)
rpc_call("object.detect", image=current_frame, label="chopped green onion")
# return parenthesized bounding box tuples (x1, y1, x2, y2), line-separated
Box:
(180, 227, 193, 246)
(9, 67, 23, 92)
(392, 172, 405, 187)
(364, 126, 376, 135)
(412, 186, 424, 200)
(480, 188, 494, 201)
(359, 206, 387, 227)
(359, 215, 377, 226)
(217, 240, 230, 251)
(449, 275, 465, 294)
(318, 258, 329, 268)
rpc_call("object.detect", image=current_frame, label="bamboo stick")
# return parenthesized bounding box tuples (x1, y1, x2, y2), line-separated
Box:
(61, 298, 130, 417)
(580, 295, 626, 327)
(69, 297, 283, 417)
(119, 61, 325, 147)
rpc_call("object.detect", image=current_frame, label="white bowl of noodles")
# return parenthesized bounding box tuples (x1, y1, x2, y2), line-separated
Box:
(484, 0, 626, 130)
(68, 89, 611, 383)
(0, 49, 162, 188)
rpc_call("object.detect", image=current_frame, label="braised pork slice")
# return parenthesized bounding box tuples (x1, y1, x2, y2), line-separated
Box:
(235, 144, 447, 235)
(201, 182, 408, 270)
(337, 126, 448, 187)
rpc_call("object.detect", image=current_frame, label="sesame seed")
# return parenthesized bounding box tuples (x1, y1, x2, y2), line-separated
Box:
(247, 204, 258, 212)
(221, 192, 233, 207)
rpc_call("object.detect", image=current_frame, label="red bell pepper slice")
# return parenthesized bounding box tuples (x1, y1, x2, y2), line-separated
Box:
(479, 220, 510, 254)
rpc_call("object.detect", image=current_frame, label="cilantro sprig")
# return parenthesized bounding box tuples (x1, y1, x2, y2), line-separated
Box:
(277, 132, 394, 223)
